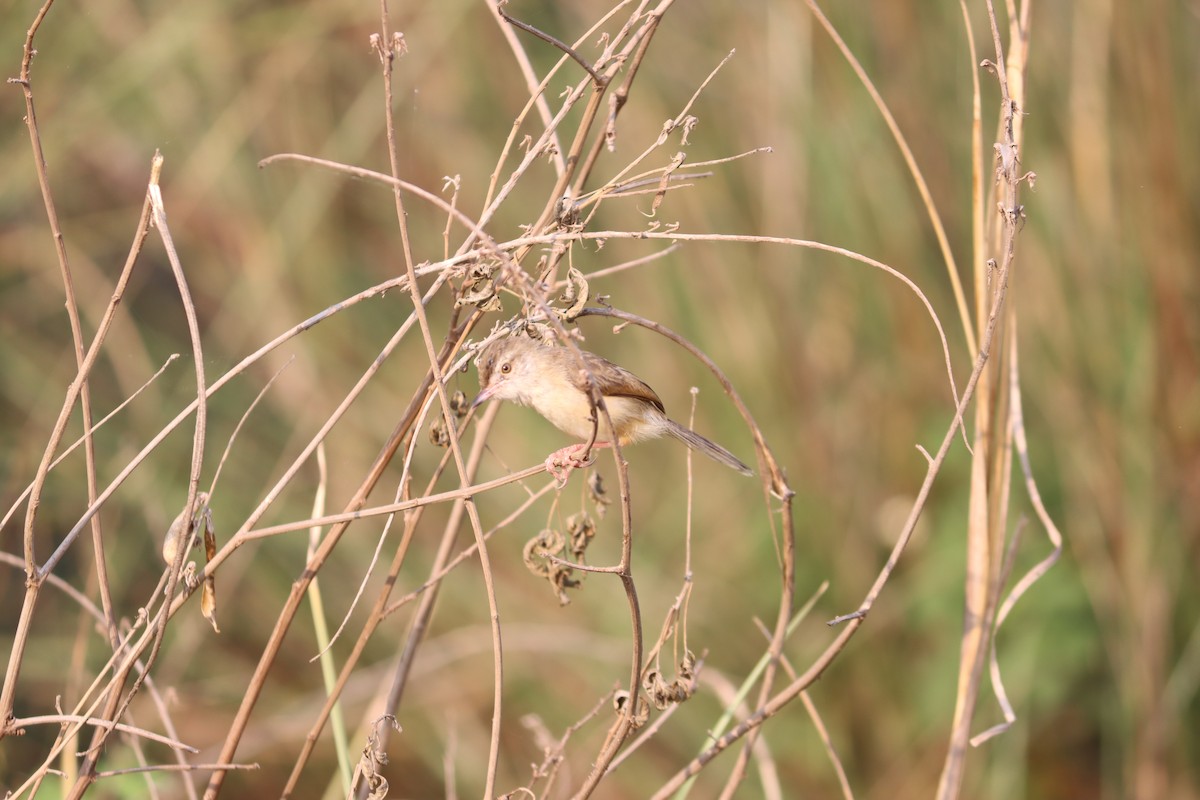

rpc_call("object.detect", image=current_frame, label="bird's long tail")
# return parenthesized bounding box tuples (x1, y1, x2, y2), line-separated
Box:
(663, 419, 753, 476)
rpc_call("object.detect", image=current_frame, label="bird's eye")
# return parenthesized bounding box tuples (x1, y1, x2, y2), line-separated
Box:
(500, 363, 512, 374)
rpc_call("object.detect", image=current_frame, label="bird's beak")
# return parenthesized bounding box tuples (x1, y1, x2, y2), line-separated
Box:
(470, 385, 494, 410)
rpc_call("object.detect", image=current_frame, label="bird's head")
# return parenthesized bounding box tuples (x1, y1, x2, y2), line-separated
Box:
(471, 336, 542, 409)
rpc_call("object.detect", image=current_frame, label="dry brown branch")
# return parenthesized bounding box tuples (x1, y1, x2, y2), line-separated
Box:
(0, 139, 157, 751)
(935, 1, 1044, 797)
(94, 763, 259, 778)
(7, 715, 198, 753)
(60, 155, 212, 800)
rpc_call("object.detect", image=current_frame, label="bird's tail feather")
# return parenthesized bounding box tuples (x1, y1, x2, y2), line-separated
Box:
(664, 420, 753, 476)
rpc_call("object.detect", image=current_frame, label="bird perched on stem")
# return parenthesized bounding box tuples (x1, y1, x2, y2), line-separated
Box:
(472, 335, 752, 484)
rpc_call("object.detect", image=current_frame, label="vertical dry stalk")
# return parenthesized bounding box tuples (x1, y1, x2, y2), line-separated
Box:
(937, 2, 1038, 798)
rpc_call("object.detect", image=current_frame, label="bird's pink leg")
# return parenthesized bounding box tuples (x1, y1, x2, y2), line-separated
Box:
(545, 442, 612, 487)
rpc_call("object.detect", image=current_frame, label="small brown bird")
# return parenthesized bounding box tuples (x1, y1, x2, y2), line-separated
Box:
(472, 335, 752, 482)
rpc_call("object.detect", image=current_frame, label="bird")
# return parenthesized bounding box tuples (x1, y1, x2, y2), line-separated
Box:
(471, 334, 752, 484)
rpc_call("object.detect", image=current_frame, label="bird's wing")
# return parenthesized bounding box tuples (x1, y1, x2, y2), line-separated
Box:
(575, 350, 666, 413)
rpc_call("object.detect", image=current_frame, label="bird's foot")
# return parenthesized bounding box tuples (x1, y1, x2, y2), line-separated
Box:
(545, 443, 606, 488)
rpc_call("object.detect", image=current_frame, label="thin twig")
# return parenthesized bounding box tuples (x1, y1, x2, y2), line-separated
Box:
(0, 353, 179, 536)
(95, 763, 259, 778)
(67, 154, 211, 798)
(8, 715, 198, 752)
(378, 13, 510, 786)
(806, 0, 977, 359)
(498, 3, 606, 85)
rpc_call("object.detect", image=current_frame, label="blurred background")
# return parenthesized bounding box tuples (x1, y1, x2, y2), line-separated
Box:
(1, 0, 1197, 798)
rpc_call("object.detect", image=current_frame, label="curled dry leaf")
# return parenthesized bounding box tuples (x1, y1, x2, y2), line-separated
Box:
(200, 507, 219, 633)
(449, 389, 468, 417)
(162, 490, 209, 565)
(522, 529, 563, 578)
(587, 472, 610, 517)
(643, 651, 696, 710)
(648, 152, 686, 217)
(429, 414, 451, 447)
(352, 714, 401, 800)
(162, 492, 219, 633)
(679, 115, 698, 145)
(613, 690, 650, 728)
(566, 512, 596, 561)
(521, 320, 563, 345)
(523, 529, 579, 606)
(557, 267, 589, 322)
(554, 193, 581, 227)
(454, 262, 502, 312)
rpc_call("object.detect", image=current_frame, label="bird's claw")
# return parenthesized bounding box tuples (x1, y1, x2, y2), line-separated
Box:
(545, 444, 595, 488)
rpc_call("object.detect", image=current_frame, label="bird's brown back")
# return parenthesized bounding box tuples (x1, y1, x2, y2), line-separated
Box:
(572, 350, 665, 413)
